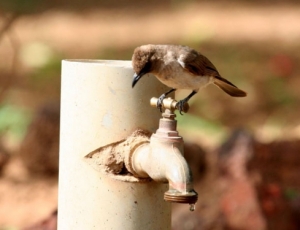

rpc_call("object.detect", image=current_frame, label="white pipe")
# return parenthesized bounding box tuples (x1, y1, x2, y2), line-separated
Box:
(58, 60, 172, 230)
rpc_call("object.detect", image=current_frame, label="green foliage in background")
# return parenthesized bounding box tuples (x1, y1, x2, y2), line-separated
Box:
(0, 0, 44, 14)
(29, 57, 61, 94)
(0, 104, 31, 141)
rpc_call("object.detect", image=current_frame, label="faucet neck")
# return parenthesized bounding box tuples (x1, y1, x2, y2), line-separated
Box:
(154, 116, 182, 140)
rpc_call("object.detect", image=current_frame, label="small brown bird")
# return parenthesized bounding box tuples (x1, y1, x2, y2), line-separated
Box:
(132, 44, 246, 114)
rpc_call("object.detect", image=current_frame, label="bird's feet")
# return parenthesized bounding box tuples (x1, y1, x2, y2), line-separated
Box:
(156, 88, 176, 112)
(176, 99, 189, 115)
(157, 94, 166, 112)
(157, 96, 189, 114)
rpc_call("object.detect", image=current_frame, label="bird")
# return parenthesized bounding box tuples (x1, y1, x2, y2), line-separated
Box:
(131, 44, 247, 114)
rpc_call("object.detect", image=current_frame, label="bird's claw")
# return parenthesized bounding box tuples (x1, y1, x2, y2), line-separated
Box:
(175, 100, 187, 115)
(157, 94, 166, 112)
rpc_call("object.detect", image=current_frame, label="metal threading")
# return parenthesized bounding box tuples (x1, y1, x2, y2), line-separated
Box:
(164, 190, 198, 204)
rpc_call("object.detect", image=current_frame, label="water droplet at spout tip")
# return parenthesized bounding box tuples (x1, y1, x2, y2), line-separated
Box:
(189, 203, 196, 212)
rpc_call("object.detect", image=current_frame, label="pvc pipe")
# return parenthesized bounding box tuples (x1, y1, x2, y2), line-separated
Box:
(58, 60, 172, 230)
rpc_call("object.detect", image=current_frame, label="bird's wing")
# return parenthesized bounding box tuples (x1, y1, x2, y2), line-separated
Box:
(179, 49, 219, 77)
(180, 49, 247, 97)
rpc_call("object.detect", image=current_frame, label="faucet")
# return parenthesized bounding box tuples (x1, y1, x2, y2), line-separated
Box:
(127, 97, 198, 206)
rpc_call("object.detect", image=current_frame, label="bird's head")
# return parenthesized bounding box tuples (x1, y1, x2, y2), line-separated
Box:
(131, 45, 155, 88)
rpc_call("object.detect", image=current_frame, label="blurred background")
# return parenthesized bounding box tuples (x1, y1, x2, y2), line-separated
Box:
(0, 0, 300, 229)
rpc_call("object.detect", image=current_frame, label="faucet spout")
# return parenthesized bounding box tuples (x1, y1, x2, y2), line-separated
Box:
(128, 99, 198, 204)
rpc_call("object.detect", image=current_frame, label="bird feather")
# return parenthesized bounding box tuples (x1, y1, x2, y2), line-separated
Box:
(214, 76, 247, 97)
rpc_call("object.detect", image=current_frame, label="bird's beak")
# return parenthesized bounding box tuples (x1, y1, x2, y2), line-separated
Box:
(132, 72, 144, 88)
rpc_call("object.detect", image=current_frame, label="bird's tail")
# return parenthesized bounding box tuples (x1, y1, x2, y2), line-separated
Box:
(213, 76, 247, 97)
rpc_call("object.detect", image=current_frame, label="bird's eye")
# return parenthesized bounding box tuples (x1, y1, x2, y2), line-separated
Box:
(140, 62, 152, 75)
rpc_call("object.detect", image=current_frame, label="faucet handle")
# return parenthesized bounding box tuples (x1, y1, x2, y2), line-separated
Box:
(150, 97, 189, 115)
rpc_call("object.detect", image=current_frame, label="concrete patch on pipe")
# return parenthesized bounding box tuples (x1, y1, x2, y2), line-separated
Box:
(85, 129, 151, 182)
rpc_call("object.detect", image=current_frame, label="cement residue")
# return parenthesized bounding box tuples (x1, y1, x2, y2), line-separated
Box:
(85, 129, 151, 182)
